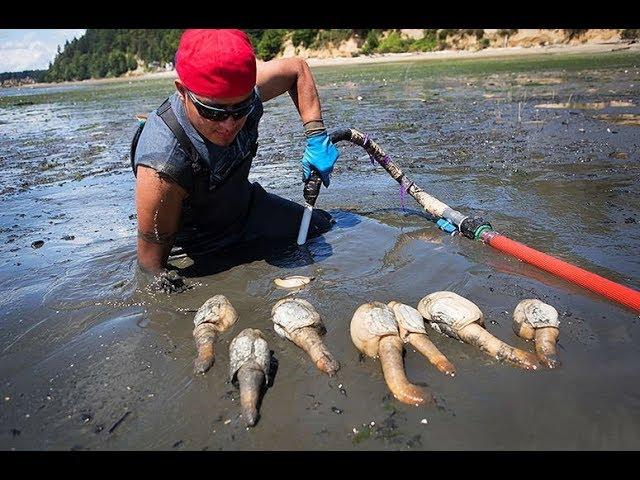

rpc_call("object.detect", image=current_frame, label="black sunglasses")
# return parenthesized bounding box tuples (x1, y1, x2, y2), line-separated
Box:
(186, 90, 256, 121)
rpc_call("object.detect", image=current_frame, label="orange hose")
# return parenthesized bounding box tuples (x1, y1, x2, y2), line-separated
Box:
(486, 233, 640, 312)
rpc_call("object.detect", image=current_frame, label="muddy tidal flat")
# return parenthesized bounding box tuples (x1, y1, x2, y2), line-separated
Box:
(1, 51, 639, 450)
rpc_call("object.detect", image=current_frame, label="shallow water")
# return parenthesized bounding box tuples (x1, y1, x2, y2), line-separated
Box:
(1, 52, 639, 450)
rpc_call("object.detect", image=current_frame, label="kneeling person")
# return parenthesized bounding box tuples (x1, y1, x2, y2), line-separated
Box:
(132, 29, 339, 287)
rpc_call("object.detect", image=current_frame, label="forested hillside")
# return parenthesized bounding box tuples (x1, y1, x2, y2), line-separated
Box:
(35, 29, 640, 83)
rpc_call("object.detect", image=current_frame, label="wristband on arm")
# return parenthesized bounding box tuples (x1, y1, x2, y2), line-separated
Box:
(303, 119, 326, 137)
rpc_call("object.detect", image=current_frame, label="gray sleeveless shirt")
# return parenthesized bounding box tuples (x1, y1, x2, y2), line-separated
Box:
(134, 89, 264, 245)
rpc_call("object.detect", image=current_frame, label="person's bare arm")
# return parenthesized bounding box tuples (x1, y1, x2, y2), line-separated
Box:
(256, 58, 322, 123)
(257, 57, 339, 187)
(135, 165, 188, 275)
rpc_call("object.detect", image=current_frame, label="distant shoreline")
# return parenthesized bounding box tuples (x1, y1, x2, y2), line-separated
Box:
(306, 41, 640, 66)
(14, 41, 640, 90)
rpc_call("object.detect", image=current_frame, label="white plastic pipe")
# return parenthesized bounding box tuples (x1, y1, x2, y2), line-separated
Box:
(296, 204, 313, 245)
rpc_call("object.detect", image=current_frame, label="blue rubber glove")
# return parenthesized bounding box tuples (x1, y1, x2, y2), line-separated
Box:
(301, 131, 340, 187)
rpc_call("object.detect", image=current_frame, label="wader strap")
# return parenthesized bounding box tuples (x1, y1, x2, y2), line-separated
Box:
(156, 99, 203, 173)
(130, 121, 145, 175)
(130, 98, 258, 191)
(129, 98, 204, 177)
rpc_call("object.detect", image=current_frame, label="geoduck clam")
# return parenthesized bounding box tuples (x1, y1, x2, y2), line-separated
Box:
(418, 291, 540, 370)
(192, 294, 238, 374)
(388, 301, 456, 377)
(350, 302, 433, 406)
(229, 328, 271, 427)
(513, 299, 561, 369)
(271, 298, 340, 376)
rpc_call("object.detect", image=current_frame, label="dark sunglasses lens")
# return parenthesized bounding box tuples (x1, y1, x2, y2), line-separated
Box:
(198, 107, 228, 121)
(197, 102, 253, 121)
(190, 90, 256, 121)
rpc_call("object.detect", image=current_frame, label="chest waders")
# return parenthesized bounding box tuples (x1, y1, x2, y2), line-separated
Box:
(130, 99, 258, 247)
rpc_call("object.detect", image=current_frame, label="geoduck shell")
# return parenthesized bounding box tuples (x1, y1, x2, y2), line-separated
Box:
(513, 299, 559, 329)
(417, 291, 483, 340)
(388, 301, 426, 336)
(193, 294, 238, 330)
(229, 328, 270, 384)
(271, 298, 321, 339)
(350, 302, 399, 357)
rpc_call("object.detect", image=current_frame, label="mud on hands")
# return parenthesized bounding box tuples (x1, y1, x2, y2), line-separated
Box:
(138, 266, 189, 294)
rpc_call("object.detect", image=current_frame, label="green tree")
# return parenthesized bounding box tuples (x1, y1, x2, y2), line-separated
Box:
(312, 29, 352, 49)
(410, 30, 437, 52)
(361, 30, 380, 55)
(291, 29, 318, 48)
(45, 29, 184, 81)
(245, 29, 265, 48)
(377, 31, 412, 53)
(256, 29, 286, 61)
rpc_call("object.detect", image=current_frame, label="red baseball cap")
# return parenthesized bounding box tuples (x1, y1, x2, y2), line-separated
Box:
(175, 29, 256, 99)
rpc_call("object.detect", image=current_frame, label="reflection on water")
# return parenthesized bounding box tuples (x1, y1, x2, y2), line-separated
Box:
(1, 52, 639, 450)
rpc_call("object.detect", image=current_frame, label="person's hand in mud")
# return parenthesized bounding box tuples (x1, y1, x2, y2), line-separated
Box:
(136, 265, 189, 294)
(148, 268, 188, 294)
